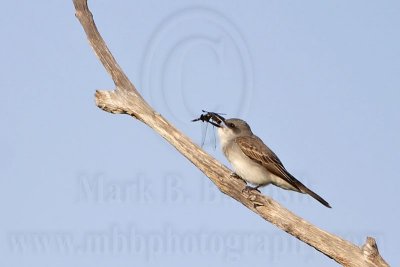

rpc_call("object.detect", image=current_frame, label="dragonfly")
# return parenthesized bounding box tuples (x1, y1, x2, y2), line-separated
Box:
(192, 110, 226, 148)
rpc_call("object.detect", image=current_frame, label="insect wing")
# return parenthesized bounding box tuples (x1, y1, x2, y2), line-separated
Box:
(200, 121, 208, 148)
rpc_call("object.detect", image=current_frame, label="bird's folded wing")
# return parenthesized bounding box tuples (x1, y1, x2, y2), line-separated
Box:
(235, 135, 302, 191)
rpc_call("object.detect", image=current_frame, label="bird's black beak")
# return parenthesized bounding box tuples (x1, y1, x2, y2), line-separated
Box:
(208, 120, 222, 128)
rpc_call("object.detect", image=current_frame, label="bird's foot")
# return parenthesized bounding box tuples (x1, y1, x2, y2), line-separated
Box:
(230, 172, 247, 186)
(242, 185, 261, 194)
(230, 172, 241, 179)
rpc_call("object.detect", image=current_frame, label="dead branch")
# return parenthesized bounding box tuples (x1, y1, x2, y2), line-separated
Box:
(72, 1, 389, 266)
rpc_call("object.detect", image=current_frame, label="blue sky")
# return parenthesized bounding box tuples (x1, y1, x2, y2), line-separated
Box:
(0, 1, 399, 266)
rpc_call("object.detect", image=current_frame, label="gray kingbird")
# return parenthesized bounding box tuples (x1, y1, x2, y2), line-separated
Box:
(217, 118, 331, 208)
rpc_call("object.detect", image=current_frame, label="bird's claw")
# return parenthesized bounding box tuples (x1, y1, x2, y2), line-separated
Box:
(230, 172, 240, 179)
(230, 172, 247, 185)
(242, 185, 261, 194)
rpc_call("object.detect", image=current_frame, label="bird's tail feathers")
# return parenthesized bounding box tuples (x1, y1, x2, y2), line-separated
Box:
(298, 183, 331, 208)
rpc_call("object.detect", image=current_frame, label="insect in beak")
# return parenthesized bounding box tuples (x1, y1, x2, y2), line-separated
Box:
(191, 110, 226, 127)
(192, 110, 227, 148)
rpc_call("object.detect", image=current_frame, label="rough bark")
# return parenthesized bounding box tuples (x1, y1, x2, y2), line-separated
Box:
(72, 1, 389, 266)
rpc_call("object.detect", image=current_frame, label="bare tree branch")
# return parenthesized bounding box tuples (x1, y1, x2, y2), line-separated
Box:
(72, 1, 389, 266)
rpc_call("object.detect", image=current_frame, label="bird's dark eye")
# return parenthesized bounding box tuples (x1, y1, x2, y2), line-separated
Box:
(228, 122, 235, 128)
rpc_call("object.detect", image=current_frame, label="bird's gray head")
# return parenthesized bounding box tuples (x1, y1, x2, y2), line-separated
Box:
(217, 118, 253, 145)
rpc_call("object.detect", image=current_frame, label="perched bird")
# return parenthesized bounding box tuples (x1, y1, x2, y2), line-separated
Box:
(217, 118, 331, 208)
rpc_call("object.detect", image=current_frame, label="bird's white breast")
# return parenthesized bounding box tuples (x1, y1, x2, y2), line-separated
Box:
(223, 140, 274, 186)
(220, 137, 297, 190)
